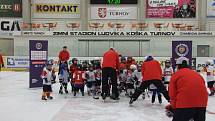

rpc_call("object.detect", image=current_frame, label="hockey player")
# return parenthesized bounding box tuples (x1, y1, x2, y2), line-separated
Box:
(94, 64, 102, 96)
(149, 84, 162, 104)
(86, 65, 96, 96)
(118, 57, 127, 94)
(129, 55, 170, 104)
(125, 64, 136, 97)
(132, 65, 146, 100)
(0, 49, 4, 76)
(163, 60, 174, 90)
(126, 57, 133, 70)
(41, 60, 56, 100)
(119, 57, 127, 71)
(59, 62, 69, 94)
(203, 60, 215, 96)
(118, 69, 127, 94)
(73, 64, 85, 96)
(166, 57, 208, 121)
(70, 58, 78, 93)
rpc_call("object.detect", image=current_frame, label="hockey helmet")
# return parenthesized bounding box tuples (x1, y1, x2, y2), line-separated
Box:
(206, 59, 213, 66)
(72, 58, 78, 64)
(130, 64, 137, 70)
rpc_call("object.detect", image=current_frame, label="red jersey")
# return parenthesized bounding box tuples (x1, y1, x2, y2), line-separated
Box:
(142, 60, 162, 81)
(73, 70, 85, 85)
(70, 64, 78, 74)
(0, 54, 3, 65)
(119, 63, 126, 70)
(58, 50, 70, 61)
(169, 68, 208, 109)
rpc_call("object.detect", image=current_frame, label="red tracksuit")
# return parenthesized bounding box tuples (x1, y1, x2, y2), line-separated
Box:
(0, 54, 3, 65)
(142, 60, 162, 81)
(102, 50, 119, 70)
(169, 68, 208, 109)
(58, 50, 70, 61)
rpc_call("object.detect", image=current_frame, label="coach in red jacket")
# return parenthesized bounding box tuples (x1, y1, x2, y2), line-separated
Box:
(168, 57, 208, 121)
(58, 46, 70, 74)
(130, 55, 170, 104)
(101, 47, 120, 100)
(0, 49, 4, 71)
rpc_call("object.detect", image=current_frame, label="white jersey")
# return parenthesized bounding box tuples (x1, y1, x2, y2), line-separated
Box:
(86, 71, 96, 82)
(205, 65, 214, 82)
(163, 67, 174, 82)
(41, 68, 53, 85)
(133, 70, 142, 82)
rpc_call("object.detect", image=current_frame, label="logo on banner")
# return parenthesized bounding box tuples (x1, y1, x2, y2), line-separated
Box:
(98, 8, 107, 18)
(35, 4, 79, 13)
(175, 44, 189, 57)
(36, 43, 42, 50)
(0, 20, 21, 31)
(7, 58, 15, 66)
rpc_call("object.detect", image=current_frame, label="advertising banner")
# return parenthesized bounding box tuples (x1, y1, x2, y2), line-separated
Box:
(6, 56, 29, 68)
(207, 0, 215, 17)
(172, 41, 192, 69)
(0, 19, 21, 31)
(32, 0, 80, 19)
(91, 6, 137, 20)
(29, 40, 48, 88)
(146, 0, 196, 18)
(90, 0, 138, 4)
(0, 0, 22, 17)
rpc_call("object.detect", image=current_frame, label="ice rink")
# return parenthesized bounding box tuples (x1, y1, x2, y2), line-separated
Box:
(0, 72, 214, 121)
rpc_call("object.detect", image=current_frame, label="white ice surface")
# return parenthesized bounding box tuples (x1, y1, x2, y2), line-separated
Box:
(0, 72, 214, 121)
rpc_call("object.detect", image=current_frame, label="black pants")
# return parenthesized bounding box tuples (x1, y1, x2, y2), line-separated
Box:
(102, 67, 118, 98)
(60, 83, 68, 91)
(131, 80, 170, 101)
(173, 108, 206, 121)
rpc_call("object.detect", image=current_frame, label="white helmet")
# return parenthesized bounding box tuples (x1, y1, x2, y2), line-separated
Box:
(206, 59, 213, 65)
(130, 64, 137, 70)
(176, 57, 189, 65)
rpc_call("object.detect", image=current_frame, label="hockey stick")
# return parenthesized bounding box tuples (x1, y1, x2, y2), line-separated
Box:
(206, 110, 215, 115)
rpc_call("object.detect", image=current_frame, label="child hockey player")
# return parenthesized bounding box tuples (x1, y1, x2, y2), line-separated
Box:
(149, 84, 162, 104)
(118, 57, 127, 94)
(70, 58, 78, 93)
(132, 65, 146, 100)
(73, 64, 85, 96)
(59, 62, 69, 94)
(163, 60, 174, 85)
(85, 65, 96, 96)
(125, 64, 136, 97)
(41, 60, 56, 100)
(94, 64, 102, 95)
(203, 60, 215, 96)
(118, 69, 127, 94)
